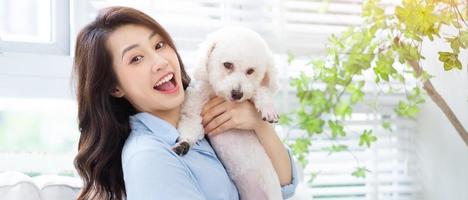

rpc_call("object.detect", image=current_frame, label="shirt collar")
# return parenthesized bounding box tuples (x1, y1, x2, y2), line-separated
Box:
(130, 112, 179, 145)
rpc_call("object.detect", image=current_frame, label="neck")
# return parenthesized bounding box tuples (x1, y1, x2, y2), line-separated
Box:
(150, 106, 181, 128)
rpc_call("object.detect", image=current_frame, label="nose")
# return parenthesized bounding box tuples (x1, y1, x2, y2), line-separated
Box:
(151, 54, 169, 73)
(231, 90, 243, 100)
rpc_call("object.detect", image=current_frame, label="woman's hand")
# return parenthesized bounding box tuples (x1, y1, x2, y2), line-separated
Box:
(201, 96, 267, 137)
(201, 96, 293, 186)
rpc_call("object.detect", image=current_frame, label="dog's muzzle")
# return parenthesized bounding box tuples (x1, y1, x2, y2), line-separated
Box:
(231, 90, 243, 100)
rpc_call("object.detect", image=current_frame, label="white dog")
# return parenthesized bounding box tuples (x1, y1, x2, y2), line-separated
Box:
(173, 27, 282, 199)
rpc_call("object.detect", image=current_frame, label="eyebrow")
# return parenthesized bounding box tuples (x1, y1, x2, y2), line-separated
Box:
(148, 31, 158, 40)
(121, 31, 159, 60)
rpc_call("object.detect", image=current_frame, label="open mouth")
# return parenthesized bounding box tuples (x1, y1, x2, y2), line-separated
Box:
(153, 73, 178, 93)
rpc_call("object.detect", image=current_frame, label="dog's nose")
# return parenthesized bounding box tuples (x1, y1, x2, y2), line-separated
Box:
(231, 90, 243, 100)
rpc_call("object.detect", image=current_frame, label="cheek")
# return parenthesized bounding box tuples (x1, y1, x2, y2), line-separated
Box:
(171, 57, 184, 84)
(114, 69, 133, 92)
(120, 71, 144, 90)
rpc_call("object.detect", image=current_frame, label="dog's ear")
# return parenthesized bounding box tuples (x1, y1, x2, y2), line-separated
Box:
(194, 37, 217, 81)
(261, 52, 279, 93)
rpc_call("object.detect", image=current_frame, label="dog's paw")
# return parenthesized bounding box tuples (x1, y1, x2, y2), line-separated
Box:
(172, 140, 191, 156)
(260, 109, 279, 123)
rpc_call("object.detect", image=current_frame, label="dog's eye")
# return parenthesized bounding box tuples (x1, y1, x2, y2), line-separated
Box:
(223, 62, 234, 70)
(246, 68, 255, 75)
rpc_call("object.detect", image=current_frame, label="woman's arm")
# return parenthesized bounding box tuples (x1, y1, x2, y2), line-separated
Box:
(202, 97, 299, 194)
(253, 120, 292, 185)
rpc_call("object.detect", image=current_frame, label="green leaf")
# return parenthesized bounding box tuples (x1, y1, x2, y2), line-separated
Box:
(346, 81, 365, 104)
(335, 101, 352, 118)
(421, 70, 433, 82)
(278, 114, 292, 126)
(395, 87, 425, 118)
(394, 42, 422, 63)
(460, 31, 468, 47)
(438, 51, 462, 71)
(382, 121, 392, 131)
(352, 167, 371, 178)
(359, 129, 377, 148)
(290, 138, 311, 167)
(328, 120, 346, 138)
(287, 52, 295, 64)
(373, 53, 396, 82)
(446, 37, 461, 53)
(307, 171, 321, 186)
(322, 144, 348, 155)
(395, 101, 420, 118)
(291, 138, 310, 153)
(408, 87, 425, 104)
(308, 90, 328, 110)
(395, 0, 439, 39)
(301, 117, 325, 135)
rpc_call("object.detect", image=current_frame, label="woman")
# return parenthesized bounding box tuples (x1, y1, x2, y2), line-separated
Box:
(73, 6, 298, 200)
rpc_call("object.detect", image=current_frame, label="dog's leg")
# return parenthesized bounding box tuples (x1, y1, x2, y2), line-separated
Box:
(173, 82, 213, 156)
(252, 87, 279, 123)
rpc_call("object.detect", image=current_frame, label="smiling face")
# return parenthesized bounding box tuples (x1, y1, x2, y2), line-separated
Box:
(106, 24, 184, 118)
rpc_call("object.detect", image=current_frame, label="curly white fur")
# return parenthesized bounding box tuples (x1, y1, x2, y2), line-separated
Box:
(176, 26, 282, 199)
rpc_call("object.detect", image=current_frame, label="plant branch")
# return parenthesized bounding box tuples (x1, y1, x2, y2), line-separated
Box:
(451, 0, 468, 27)
(407, 59, 468, 146)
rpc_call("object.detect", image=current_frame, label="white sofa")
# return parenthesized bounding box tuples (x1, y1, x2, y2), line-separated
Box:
(0, 171, 81, 200)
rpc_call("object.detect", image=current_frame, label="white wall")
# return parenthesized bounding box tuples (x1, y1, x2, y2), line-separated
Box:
(416, 38, 468, 200)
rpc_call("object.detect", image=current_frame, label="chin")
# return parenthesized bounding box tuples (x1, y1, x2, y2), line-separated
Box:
(167, 90, 185, 109)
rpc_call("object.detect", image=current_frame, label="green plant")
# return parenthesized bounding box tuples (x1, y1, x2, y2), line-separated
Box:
(282, 0, 468, 180)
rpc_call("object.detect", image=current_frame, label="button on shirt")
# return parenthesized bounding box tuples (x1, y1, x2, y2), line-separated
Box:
(122, 112, 299, 200)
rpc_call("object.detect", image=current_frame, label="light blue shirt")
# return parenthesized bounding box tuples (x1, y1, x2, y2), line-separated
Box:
(122, 112, 299, 199)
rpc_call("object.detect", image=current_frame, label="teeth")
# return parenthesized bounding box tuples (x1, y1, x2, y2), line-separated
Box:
(155, 73, 174, 87)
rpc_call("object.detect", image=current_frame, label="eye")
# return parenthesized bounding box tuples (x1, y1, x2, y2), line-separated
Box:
(155, 41, 165, 50)
(246, 68, 255, 75)
(223, 62, 233, 70)
(130, 55, 143, 64)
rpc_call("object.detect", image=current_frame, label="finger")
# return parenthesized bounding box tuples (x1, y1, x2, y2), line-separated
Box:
(207, 120, 234, 137)
(202, 101, 229, 126)
(204, 112, 232, 134)
(207, 119, 234, 137)
(201, 96, 225, 116)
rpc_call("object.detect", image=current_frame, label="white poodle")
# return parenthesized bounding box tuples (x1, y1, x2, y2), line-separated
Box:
(173, 27, 282, 200)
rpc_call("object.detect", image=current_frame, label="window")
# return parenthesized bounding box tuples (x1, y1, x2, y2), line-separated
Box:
(0, 0, 70, 55)
(0, 0, 74, 176)
(0, 98, 79, 176)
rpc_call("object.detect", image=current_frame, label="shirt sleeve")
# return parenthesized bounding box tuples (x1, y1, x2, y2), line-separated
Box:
(123, 148, 206, 200)
(280, 146, 300, 199)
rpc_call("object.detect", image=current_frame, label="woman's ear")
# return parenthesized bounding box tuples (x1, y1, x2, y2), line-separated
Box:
(194, 36, 217, 81)
(261, 53, 279, 93)
(110, 87, 125, 98)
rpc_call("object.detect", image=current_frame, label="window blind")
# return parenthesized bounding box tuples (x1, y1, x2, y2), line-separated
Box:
(286, 108, 422, 199)
(275, 57, 421, 200)
(74, 0, 397, 55)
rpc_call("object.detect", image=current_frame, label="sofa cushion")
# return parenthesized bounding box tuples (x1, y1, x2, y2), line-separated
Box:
(0, 171, 81, 200)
